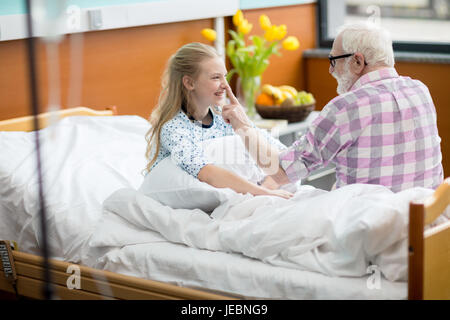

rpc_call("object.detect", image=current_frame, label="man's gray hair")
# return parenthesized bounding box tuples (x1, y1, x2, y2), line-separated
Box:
(337, 21, 395, 68)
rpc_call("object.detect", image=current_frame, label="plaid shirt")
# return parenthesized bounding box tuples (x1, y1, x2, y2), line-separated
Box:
(279, 68, 443, 192)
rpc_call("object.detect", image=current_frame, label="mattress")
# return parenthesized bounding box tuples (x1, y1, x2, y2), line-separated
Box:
(93, 240, 407, 300)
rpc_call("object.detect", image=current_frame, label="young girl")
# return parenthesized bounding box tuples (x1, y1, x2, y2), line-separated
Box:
(145, 42, 292, 199)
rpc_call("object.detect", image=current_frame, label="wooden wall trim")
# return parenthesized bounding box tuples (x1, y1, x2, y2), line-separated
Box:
(0, 3, 316, 122)
(0, 18, 215, 121)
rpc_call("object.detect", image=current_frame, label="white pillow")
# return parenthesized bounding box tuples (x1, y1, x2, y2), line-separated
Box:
(139, 135, 263, 214)
(138, 157, 236, 213)
(139, 135, 300, 213)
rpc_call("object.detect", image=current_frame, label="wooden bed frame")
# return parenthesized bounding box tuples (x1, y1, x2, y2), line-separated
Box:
(0, 107, 449, 300)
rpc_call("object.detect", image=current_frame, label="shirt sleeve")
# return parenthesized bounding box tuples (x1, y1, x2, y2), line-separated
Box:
(278, 106, 346, 182)
(249, 123, 287, 151)
(160, 123, 212, 178)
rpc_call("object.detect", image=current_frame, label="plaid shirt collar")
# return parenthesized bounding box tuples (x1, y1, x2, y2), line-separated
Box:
(350, 67, 399, 91)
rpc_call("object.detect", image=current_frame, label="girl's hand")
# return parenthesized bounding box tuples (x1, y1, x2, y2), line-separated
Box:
(256, 186, 293, 199)
(264, 188, 293, 199)
(221, 84, 252, 132)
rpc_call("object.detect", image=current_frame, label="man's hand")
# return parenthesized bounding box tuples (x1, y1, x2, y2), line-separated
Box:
(261, 168, 291, 188)
(221, 84, 252, 132)
(260, 175, 280, 190)
(269, 166, 291, 186)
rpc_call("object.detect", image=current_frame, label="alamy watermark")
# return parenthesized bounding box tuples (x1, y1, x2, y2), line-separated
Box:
(66, 264, 81, 290)
(66, 5, 81, 31)
(366, 264, 381, 290)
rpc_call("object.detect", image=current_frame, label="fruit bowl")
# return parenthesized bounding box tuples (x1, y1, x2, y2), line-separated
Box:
(255, 103, 315, 123)
(256, 85, 316, 123)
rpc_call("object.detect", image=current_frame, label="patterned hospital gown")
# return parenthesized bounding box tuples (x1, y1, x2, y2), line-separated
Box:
(149, 108, 286, 178)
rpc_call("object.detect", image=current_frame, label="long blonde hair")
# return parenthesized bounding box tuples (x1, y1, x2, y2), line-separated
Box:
(144, 42, 220, 174)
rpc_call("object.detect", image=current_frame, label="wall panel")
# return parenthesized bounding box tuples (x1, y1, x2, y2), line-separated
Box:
(0, 3, 316, 121)
(0, 18, 214, 121)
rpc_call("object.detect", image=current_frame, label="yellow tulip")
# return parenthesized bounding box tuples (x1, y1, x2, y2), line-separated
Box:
(282, 36, 300, 51)
(233, 10, 244, 27)
(238, 19, 253, 35)
(201, 28, 216, 42)
(259, 14, 271, 31)
(275, 25, 287, 40)
(264, 25, 278, 41)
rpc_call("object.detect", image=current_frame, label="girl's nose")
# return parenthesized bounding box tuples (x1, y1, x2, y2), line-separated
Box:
(220, 79, 228, 88)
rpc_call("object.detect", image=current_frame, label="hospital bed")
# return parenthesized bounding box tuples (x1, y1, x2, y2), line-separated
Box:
(0, 107, 448, 300)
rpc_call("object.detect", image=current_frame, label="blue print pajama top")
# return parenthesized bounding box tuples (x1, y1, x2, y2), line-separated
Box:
(149, 108, 287, 178)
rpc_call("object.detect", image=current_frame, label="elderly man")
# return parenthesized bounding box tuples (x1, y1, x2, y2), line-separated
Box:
(222, 21, 443, 192)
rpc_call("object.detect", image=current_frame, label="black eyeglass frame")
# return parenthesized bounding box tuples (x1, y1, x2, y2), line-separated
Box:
(328, 53, 368, 68)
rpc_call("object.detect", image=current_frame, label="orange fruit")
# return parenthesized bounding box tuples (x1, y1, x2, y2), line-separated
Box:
(256, 92, 275, 106)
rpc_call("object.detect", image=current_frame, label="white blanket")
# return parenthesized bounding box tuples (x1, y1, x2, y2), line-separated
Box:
(89, 184, 435, 281)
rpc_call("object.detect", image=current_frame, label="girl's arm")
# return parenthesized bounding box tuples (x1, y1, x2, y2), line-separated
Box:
(159, 115, 291, 198)
(197, 164, 292, 199)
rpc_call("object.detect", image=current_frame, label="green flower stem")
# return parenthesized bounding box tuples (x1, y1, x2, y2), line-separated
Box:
(240, 75, 261, 118)
(226, 28, 283, 119)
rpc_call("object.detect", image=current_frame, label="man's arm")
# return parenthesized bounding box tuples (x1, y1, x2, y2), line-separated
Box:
(221, 84, 291, 185)
(235, 125, 280, 176)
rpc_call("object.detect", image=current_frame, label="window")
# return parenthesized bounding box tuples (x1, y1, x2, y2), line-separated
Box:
(318, 0, 450, 53)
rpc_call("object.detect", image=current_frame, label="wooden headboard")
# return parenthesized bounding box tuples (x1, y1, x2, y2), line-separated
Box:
(408, 177, 450, 299)
(0, 106, 117, 132)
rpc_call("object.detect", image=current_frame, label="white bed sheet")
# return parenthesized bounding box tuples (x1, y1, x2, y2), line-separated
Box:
(93, 240, 407, 300)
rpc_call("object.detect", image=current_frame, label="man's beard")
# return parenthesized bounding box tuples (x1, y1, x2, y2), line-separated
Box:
(332, 64, 356, 95)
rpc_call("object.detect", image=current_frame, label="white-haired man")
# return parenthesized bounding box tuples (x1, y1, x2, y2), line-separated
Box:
(222, 21, 443, 192)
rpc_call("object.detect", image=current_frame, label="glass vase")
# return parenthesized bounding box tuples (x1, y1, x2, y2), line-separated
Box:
(237, 75, 261, 119)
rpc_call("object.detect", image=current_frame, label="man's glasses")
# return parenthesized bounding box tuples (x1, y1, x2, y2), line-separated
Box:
(328, 53, 368, 68)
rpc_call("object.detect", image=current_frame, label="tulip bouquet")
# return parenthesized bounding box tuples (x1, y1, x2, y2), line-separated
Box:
(201, 10, 300, 117)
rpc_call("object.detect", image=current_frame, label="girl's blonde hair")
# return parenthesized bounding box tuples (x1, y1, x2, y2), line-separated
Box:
(144, 42, 220, 174)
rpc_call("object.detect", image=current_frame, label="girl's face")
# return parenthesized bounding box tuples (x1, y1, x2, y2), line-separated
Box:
(188, 57, 228, 111)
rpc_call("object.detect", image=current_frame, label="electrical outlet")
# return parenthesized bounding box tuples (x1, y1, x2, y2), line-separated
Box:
(88, 9, 103, 30)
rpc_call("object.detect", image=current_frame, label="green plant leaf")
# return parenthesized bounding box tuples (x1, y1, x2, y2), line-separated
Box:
(226, 40, 236, 58)
(255, 59, 270, 75)
(226, 69, 238, 82)
(236, 45, 255, 53)
(251, 35, 264, 51)
(228, 30, 244, 48)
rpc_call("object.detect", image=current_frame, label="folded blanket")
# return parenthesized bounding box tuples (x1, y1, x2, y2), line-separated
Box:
(88, 184, 435, 281)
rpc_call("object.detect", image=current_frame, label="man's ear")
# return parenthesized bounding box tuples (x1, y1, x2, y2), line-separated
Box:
(352, 52, 366, 74)
(182, 75, 195, 91)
